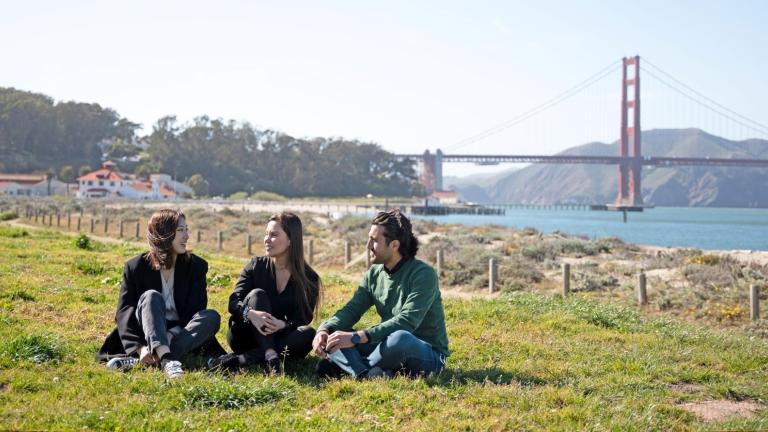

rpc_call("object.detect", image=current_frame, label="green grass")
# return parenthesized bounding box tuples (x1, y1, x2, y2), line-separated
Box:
(0, 226, 767, 430)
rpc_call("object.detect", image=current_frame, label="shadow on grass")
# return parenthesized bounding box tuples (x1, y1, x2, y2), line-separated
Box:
(185, 356, 547, 389)
(428, 367, 548, 387)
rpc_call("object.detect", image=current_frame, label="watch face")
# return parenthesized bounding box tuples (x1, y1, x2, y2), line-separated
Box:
(351, 333, 360, 344)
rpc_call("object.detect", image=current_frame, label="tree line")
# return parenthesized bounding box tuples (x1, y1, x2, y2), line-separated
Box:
(0, 87, 422, 197)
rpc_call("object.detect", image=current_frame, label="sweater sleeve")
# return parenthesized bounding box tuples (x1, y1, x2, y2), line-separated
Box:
(364, 265, 438, 343)
(115, 261, 144, 355)
(320, 271, 373, 332)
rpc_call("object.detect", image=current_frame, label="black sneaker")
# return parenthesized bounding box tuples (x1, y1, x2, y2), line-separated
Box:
(207, 353, 241, 372)
(265, 357, 283, 376)
(365, 366, 394, 379)
(315, 358, 343, 379)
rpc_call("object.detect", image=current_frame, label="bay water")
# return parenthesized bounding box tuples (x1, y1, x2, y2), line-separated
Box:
(415, 207, 768, 251)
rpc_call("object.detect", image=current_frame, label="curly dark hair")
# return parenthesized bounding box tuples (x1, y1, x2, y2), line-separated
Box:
(372, 209, 419, 259)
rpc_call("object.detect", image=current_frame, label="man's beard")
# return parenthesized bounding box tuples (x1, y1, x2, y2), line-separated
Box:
(370, 249, 386, 264)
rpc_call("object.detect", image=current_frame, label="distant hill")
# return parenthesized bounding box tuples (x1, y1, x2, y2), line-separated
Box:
(452, 129, 768, 207)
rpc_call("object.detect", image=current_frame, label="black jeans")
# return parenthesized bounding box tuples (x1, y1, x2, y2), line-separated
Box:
(227, 288, 315, 363)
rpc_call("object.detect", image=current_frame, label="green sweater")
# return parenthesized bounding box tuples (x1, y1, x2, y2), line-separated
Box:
(321, 258, 449, 356)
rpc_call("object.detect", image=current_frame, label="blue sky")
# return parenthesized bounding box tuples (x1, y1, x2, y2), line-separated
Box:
(3, 1, 767, 176)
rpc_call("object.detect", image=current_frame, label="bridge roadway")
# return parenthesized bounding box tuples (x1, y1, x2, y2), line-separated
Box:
(395, 154, 768, 167)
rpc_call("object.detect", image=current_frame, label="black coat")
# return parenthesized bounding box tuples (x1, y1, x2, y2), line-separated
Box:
(228, 256, 320, 329)
(96, 253, 224, 361)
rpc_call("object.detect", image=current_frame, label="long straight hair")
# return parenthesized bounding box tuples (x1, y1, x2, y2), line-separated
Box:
(269, 212, 320, 323)
(144, 209, 189, 270)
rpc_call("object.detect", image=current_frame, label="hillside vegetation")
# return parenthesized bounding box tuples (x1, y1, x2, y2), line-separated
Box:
(456, 129, 768, 207)
(1, 223, 767, 430)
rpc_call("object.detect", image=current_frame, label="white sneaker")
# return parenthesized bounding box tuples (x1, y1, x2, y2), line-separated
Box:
(162, 360, 184, 378)
(106, 356, 138, 370)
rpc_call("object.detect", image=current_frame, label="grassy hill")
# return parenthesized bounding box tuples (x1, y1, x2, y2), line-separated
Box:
(455, 129, 768, 207)
(1, 225, 767, 430)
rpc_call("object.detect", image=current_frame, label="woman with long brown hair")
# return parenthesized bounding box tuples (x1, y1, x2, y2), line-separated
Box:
(208, 211, 321, 374)
(97, 209, 223, 378)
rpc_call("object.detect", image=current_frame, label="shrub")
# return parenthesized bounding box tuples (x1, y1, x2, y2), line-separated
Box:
(572, 272, 619, 292)
(228, 192, 249, 201)
(74, 234, 92, 250)
(684, 254, 721, 266)
(0, 227, 28, 238)
(74, 258, 108, 275)
(218, 207, 237, 217)
(0, 211, 18, 221)
(498, 257, 544, 292)
(0, 334, 63, 364)
(249, 191, 288, 202)
(521, 244, 553, 262)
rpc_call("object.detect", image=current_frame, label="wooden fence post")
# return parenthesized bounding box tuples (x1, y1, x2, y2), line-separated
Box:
(637, 270, 647, 306)
(67, 212, 71, 229)
(436, 249, 444, 275)
(246, 233, 252, 255)
(90, 218, 95, 233)
(489, 258, 497, 293)
(562, 263, 570, 297)
(104, 216, 109, 235)
(344, 241, 351, 265)
(56, 213, 61, 227)
(196, 230, 201, 244)
(751, 285, 760, 321)
(307, 239, 314, 265)
(77, 217, 81, 231)
(119, 220, 124, 238)
(217, 231, 223, 251)
(135, 221, 140, 239)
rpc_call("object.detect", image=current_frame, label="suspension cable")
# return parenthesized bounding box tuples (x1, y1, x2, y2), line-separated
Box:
(445, 59, 622, 152)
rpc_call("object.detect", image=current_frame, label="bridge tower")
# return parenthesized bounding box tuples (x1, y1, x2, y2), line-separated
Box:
(419, 149, 443, 193)
(617, 55, 643, 207)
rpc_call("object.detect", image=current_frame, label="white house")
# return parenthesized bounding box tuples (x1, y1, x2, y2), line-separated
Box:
(76, 161, 185, 200)
(426, 190, 461, 205)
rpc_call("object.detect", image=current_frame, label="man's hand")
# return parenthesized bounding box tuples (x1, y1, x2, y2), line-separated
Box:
(312, 330, 329, 357)
(138, 345, 158, 365)
(325, 331, 356, 353)
(247, 309, 275, 335)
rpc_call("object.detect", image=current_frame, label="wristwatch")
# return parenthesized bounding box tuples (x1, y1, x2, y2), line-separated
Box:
(351, 332, 361, 345)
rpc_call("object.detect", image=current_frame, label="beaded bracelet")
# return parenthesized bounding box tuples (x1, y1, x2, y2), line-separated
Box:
(241, 305, 251, 324)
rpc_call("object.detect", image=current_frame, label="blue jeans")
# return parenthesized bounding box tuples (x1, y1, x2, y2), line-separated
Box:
(327, 330, 446, 378)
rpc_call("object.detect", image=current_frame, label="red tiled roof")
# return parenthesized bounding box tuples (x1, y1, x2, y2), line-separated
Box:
(131, 182, 152, 192)
(77, 169, 124, 182)
(159, 185, 176, 197)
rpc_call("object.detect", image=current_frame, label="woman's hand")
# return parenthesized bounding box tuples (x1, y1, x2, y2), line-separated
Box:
(262, 315, 287, 335)
(247, 309, 277, 335)
(139, 345, 159, 365)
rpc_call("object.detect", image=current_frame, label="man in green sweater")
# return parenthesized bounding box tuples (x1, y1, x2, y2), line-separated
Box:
(312, 209, 449, 379)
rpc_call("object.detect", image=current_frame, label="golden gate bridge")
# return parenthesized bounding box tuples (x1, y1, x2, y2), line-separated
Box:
(395, 56, 768, 211)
